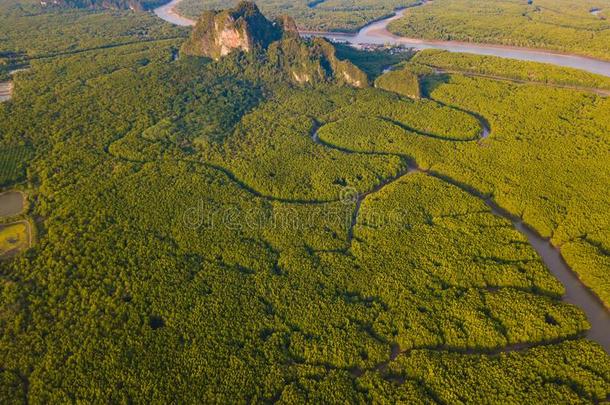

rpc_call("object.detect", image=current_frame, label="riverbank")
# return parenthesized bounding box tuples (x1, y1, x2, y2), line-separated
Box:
(431, 68, 610, 97)
(153, 0, 195, 26)
(305, 8, 610, 77)
(154, 0, 610, 77)
(387, 0, 610, 64)
(311, 120, 610, 353)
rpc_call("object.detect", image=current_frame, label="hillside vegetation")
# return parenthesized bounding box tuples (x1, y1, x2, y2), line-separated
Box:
(177, 0, 610, 60)
(180, 2, 369, 87)
(374, 67, 421, 98)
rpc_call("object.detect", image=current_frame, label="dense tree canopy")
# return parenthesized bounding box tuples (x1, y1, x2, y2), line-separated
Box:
(176, 0, 418, 32)
(389, 0, 610, 60)
(0, 0, 608, 402)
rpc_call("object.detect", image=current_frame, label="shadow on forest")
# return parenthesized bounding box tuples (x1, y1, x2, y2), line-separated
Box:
(420, 73, 451, 98)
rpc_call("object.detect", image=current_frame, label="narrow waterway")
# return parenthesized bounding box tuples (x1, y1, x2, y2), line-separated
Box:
(312, 123, 610, 353)
(1, 68, 30, 103)
(0, 81, 12, 102)
(153, 0, 610, 352)
(481, 199, 610, 352)
(512, 219, 610, 350)
(154, 0, 610, 76)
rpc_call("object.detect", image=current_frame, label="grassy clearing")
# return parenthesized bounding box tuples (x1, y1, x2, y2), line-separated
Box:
(0, 222, 28, 256)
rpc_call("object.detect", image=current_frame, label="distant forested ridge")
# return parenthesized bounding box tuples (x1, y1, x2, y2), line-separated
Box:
(176, 0, 419, 32)
(41, 0, 166, 11)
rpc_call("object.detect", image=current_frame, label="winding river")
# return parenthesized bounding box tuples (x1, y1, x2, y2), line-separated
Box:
(306, 8, 610, 77)
(154, 0, 610, 76)
(510, 219, 610, 351)
(153, 0, 610, 353)
(311, 122, 610, 353)
(154, 0, 195, 26)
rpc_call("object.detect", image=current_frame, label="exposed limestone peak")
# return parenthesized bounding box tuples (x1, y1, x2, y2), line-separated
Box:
(181, 1, 282, 60)
(182, 1, 368, 88)
(267, 36, 369, 88)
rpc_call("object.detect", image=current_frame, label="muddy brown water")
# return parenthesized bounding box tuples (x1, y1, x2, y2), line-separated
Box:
(303, 7, 610, 77)
(0, 191, 25, 217)
(512, 219, 610, 352)
(154, 0, 195, 26)
(154, 0, 610, 78)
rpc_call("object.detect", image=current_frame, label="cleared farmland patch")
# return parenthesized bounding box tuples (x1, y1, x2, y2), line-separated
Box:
(0, 221, 30, 257)
(0, 190, 25, 217)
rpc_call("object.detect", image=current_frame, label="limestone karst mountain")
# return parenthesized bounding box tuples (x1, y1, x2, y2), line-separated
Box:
(181, 1, 368, 87)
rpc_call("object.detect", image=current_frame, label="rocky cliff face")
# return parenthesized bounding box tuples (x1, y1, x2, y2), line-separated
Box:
(313, 38, 369, 88)
(182, 1, 368, 88)
(267, 36, 368, 88)
(181, 1, 282, 60)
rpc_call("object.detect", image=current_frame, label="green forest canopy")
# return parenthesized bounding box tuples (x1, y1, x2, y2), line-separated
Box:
(388, 0, 610, 61)
(0, 0, 609, 402)
(176, 0, 418, 31)
(177, 0, 610, 59)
